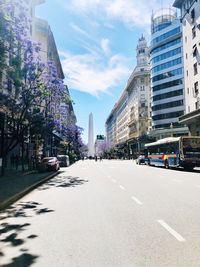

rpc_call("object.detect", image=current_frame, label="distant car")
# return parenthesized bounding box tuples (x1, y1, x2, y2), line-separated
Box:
(57, 155, 69, 167)
(40, 157, 60, 171)
(136, 155, 146, 165)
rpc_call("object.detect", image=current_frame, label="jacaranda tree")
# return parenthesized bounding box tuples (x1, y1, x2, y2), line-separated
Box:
(0, 0, 70, 174)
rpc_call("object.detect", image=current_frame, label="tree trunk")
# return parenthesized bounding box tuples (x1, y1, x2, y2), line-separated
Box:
(21, 140, 25, 172)
(0, 119, 5, 176)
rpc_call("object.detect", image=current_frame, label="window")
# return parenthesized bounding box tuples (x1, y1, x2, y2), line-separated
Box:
(151, 58, 182, 74)
(152, 110, 184, 121)
(188, 106, 190, 112)
(191, 8, 195, 22)
(194, 81, 199, 94)
(151, 27, 181, 46)
(192, 26, 196, 39)
(152, 68, 182, 82)
(185, 36, 187, 43)
(152, 79, 183, 92)
(194, 63, 198, 75)
(141, 78, 145, 83)
(186, 53, 188, 59)
(192, 45, 197, 57)
(141, 103, 145, 107)
(141, 86, 145, 91)
(140, 68, 144, 71)
(152, 89, 183, 101)
(150, 38, 181, 55)
(152, 100, 183, 111)
(187, 70, 189, 76)
(151, 47, 182, 64)
(139, 49, 145, 54)
(187, 88, 189, 94)
(195, 102, 199, 109)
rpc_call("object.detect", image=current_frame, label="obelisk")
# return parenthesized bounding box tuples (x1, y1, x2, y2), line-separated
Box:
(88, 113, 94, 157)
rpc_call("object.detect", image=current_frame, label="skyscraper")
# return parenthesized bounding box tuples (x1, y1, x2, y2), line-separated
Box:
(149, 8, 188, 139)
(88, 113, 94, 157)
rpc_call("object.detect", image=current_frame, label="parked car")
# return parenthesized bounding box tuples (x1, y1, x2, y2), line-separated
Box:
(57, 155, 69, 167)
(136, 155, 146, 165)
(40, 157, 60, 171)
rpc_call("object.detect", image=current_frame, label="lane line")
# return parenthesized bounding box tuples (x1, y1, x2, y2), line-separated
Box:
(119, 185, 125, 190)
(112, 179, 116, 183)
(157, 220, 186, 242)
(131, 196, 143, 205)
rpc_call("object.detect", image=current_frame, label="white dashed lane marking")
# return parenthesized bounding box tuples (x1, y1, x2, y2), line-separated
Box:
(157, 220, 186, 242)
(119, 185, 125, 190)
(131, 196, 143, 205)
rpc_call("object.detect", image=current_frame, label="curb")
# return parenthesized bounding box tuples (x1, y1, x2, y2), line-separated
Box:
(21, 170, 37, 176)
(0, 171, 59, 211)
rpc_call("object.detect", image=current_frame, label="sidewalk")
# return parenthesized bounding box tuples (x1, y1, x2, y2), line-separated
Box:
(0, 169, 58, 211)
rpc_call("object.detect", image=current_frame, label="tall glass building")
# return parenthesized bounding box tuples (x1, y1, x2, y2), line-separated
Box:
(149, 8, 188, 139)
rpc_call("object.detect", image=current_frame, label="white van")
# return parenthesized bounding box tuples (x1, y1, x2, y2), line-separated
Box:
(57, 155, 70, 167)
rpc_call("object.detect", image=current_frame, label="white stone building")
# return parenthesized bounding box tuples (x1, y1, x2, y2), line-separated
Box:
(105, 36, 152, 156)
(173, 0, 200, 135)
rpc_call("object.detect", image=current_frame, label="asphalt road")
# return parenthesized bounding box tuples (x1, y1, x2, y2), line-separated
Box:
(1, 160, 200, 267)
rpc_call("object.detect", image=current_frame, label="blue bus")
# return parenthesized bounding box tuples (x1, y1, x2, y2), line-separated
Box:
(145, 136, 200, 170)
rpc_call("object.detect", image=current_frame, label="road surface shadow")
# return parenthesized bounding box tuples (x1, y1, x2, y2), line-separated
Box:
(1, 253, 38, 267)
(38, 175, 88, 191)
(147, 165, 200, 173)
(0, 201, 54, 221)
(0, 201, 54, 266)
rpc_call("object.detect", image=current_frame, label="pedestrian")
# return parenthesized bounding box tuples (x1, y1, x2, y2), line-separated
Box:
(95, 156, 97, 162)
(100, 156, 102, 161)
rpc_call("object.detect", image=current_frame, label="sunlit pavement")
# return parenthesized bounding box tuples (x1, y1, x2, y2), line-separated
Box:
(1, 160, 200, 266)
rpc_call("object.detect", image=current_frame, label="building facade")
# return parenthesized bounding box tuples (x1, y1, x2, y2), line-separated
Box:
(105, 37, 152, 157)
(95, 135, 105, 155)
(149, 8, 189, 139)
(173, 0, 200, 135)
(31, 0, 76, 156)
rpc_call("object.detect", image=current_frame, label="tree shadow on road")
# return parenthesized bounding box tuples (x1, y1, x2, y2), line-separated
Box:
(38, 175, 88, 191)
(0, 201, 55, 266)
(1, 253, 38, 267)
(0, 201, 54, 221)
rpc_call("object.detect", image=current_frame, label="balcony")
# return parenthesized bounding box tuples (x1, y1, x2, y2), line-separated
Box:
(128, 118, 137, 127)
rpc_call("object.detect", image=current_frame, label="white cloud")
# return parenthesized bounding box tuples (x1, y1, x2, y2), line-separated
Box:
(59, 50, 131, 97)
(59, 0, 175, 29)
(70, 23, 91, 38)
(101, 38, 110, 55)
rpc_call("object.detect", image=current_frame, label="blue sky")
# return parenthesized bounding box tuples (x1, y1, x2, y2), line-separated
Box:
(36, 0, 174, 143)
